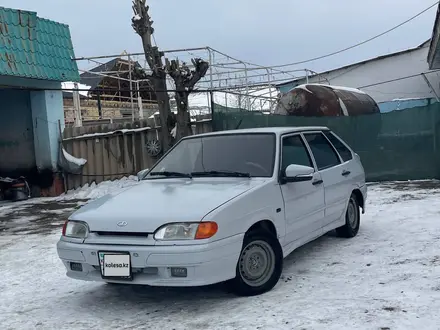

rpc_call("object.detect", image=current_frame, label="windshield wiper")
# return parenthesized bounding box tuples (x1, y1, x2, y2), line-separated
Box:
(191, 170, 251, 178)
(149, 171, 192, 178)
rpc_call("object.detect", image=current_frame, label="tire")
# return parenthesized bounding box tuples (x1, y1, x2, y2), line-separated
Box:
(336, 193, 360, 238)
(229, 231, 283, 296)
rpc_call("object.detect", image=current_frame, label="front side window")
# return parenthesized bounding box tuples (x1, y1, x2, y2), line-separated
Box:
(304, 133, 341, 170)
(281, 135, 313, 173)
(323, 131, 353, 162)
(145, 133, 276, 178)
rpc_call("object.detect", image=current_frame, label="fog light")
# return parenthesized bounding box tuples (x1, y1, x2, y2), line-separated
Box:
(70, 262, 83, 272)
(170, 267, 187, 278)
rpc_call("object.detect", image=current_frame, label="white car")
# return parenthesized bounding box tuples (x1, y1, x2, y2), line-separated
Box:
(57, 127, 367, 296)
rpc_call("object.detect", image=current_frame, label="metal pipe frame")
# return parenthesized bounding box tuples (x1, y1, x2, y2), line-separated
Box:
(78, 69, 132, 82)
(207, 47, 298, 79)
(73, 47, 210, 61)
(74, 46, 336, 93)
(75, 47, 326, 99)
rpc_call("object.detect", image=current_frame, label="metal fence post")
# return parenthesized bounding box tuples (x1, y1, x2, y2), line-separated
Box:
(97, 90, 102, 119)
(208, 48, 214, 114)
(137, 81, 144, 119)
(128, 54, 135, 122)
(73, 82, 82, 127)
(210, 90, 215, 131)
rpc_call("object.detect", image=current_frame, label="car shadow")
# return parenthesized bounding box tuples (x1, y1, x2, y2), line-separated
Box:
(68, 281, 236, 318)
(62, 231, 345, 316)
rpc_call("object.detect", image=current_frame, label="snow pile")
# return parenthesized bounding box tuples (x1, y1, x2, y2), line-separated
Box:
(59, 176, 139, 200)
(2, 181, 440, 329)
(62, 148, 87, 166)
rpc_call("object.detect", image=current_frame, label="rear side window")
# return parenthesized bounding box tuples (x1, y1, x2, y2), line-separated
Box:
(281, 135, 313, 173)
(304, 133, 341, 170)
(323, 131, 353, 162)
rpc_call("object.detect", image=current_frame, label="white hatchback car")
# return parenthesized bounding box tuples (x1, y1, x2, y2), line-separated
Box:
(57, 127, 367, 296)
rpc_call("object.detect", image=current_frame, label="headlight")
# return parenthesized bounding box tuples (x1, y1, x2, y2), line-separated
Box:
(154, 222, 218, 241)
(62, 220, 89, 238)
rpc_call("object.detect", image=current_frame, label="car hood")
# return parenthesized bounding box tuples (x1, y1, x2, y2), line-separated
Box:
(70, 178, 267, 232)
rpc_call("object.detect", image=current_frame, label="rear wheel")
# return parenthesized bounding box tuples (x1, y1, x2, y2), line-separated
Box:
(336, 193, 360, 238)
(229, 231, 283, 296)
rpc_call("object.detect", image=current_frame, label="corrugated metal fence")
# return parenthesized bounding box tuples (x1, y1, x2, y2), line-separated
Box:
(62, 119, 212, 190)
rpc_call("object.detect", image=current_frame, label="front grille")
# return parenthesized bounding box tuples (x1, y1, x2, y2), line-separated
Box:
(93, 231, 149, 238)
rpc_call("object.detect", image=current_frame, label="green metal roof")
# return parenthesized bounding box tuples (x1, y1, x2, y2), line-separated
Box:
(0, 7, 79, 82)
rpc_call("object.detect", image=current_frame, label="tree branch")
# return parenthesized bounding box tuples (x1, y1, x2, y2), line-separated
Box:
(131, 0, 209, 142)
(131, 0, 160, 74)
(166, 58, 209, 91)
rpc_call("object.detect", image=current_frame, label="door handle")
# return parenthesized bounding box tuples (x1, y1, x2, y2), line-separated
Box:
(312, 179, 323, 186)
(342, 170, 351, 176)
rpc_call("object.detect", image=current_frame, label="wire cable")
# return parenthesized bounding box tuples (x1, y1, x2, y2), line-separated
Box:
(264, 1, 439, 69)
(358, 69, 440, 89)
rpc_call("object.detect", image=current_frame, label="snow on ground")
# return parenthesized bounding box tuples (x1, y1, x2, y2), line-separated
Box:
(0, 177, 138, 236)
(1, 181, 440, 329)
(0, 176, 138, 215)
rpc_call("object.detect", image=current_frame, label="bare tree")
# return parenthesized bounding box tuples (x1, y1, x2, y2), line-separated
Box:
(166, 58, 209, 139)
(132, 0, 209, 146)
(131, 0, 171, 151)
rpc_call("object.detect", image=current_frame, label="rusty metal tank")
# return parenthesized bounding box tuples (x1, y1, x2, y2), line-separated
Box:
(274, 84, 380, 117)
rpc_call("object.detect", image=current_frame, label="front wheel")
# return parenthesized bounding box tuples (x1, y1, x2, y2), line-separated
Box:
(229, 231, 283, 296)
(336, 193, 360, 238)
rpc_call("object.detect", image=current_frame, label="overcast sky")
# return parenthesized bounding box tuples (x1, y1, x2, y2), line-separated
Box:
(2, 0, 438, 73)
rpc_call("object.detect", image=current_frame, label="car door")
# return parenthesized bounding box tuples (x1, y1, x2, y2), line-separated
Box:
(303, 131, 348, 228)
(323, 130, 364, 182)
(279, 133, 325, 246)
(322, 129, 360, 194)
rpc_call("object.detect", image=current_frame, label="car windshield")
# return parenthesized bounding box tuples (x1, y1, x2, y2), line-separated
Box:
(145, 133, 276, 179)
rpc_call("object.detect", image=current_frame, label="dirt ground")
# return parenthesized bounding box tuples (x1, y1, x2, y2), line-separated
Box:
(0, 199, 87, 235)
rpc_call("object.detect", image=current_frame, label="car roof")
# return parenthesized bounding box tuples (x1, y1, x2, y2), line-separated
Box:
(190, 126, 330, 138)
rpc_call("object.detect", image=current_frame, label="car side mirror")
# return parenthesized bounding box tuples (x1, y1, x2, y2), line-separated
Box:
(283, 164, 314, 183)
(137, 169, 149, 181)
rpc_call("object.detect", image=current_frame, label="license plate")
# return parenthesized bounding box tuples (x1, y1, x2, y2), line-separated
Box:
(98, 252, 132, 280)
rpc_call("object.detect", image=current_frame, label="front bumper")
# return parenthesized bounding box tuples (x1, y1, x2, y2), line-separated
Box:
(57, 234, 244, 287)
